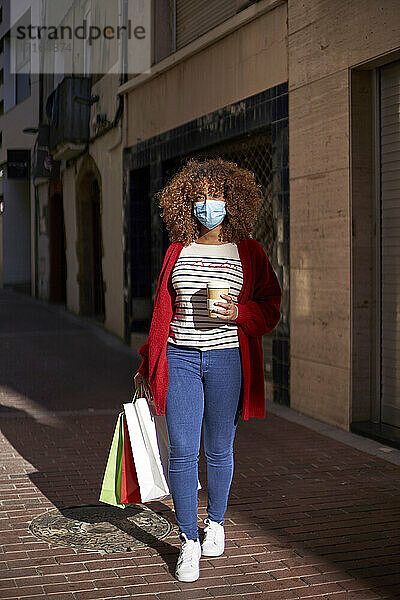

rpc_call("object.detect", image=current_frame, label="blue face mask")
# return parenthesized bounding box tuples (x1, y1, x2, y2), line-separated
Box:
(193, 199, 226, 230)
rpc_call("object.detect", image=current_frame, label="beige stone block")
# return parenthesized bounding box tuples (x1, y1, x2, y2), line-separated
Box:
(288, 0, 400, 88)
(291, 266, 350, 368)
(237, 4, 288, 94)
(127, 4, 287, 145)
(291, 356, 350, 430)
(290, 169, 349, 224)
(290, 216, 350, 270)
(237, 3, 287, 63)
(289, 71, 349, 179)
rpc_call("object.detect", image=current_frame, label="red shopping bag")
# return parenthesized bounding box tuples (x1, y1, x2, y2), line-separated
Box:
(120, 414, 141, 504)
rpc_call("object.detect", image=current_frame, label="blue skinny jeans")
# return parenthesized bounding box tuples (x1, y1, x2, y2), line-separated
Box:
(165, 342, 242, 541)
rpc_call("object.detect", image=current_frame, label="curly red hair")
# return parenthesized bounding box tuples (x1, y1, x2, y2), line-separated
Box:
(157, 157, 264, 245)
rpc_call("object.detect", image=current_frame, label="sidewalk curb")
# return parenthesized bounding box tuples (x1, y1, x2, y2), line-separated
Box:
(5, 289, 400, 466)
(266, 398, 400, 466)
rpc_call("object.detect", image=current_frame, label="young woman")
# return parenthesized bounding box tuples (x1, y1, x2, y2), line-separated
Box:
(134, 157, 282, 582)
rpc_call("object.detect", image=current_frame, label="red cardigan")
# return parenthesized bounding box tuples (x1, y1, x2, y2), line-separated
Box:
(137, 237, 282, 420)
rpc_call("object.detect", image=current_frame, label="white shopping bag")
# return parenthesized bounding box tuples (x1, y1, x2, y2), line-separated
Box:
(123, 385, 201, 503)
(123, 394, 169, 503)
(140, 383, 201, 493)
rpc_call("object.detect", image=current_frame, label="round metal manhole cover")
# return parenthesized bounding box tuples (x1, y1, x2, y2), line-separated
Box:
(29, 504, 174, 553)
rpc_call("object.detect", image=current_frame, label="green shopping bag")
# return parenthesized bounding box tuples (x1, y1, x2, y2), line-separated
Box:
(99, 411, 126, 509)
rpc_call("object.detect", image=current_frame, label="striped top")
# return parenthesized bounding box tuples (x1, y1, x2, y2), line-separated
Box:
(167, 241, 244, 350)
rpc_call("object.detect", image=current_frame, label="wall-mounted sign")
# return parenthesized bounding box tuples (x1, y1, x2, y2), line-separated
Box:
(33, 148, 60, 180)
(7, 149, 30, 179)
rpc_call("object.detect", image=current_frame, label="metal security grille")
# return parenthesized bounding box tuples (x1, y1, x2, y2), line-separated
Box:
(123, 82, 290, 404)
(193, 132, 274, 256)
(197, 132, 281, 393)
(165, 131, 274, 256)
(176, 0, 237, 50)
(161, 129, 281, 387)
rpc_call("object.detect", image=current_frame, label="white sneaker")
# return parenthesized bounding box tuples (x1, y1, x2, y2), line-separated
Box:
(175, 532, 201, 582)
(201, 518, 225, 557)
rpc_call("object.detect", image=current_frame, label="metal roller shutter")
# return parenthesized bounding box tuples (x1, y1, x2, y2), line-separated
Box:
(176, 0, 237, 50)
(380, 60, 400, 426)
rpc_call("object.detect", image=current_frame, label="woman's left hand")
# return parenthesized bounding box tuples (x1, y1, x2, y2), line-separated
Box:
(213, 294, 238, 321)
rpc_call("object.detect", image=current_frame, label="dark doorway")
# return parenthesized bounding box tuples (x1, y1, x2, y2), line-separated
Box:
(91, 179, 105, 320)
(48, 192, 66, 304)
(78, 178, 105, 321)
(128, 167, 151, 333)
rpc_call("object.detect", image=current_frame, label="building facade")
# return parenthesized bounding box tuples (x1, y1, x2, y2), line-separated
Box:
(33, 0, 126, 340)
(121, 0, 400, 444)
(120, 0, 290, 405)
(0, 0, 39, 294)
(288, 0, 400, 444)
(1, 0, 399, 447)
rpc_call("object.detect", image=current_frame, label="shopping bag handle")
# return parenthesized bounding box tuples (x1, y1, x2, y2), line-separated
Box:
(132, 388, 141, 403)
(141, 382, 157, 418)
(132, 383, 157, 418)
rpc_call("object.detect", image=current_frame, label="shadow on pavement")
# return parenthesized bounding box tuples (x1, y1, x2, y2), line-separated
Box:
(1, 289, 400, 597)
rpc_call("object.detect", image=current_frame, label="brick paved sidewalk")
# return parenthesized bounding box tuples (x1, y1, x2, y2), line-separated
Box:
(1, 289, 400, 600)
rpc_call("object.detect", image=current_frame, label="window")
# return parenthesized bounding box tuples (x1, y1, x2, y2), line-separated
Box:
(83, 5, 91, 77)
(16, 67, 30, 104)
(153, 0, 253, 63)
(176, 0, 237, 50)
(153, 0, 176, 64)
(15, 13, 31, 104)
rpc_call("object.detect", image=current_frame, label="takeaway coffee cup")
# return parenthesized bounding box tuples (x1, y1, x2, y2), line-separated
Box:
(207, 282, 229, 318)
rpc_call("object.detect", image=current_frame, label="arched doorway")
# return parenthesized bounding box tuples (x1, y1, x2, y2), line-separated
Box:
(76, 158, 105, 321)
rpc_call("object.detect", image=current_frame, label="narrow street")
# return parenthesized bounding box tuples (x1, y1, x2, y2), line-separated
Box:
(0, 288, 399, 600)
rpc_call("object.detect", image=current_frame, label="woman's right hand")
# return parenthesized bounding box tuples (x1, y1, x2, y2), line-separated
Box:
(133, 371, 149, 390)
(133, 372, 156, 416)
